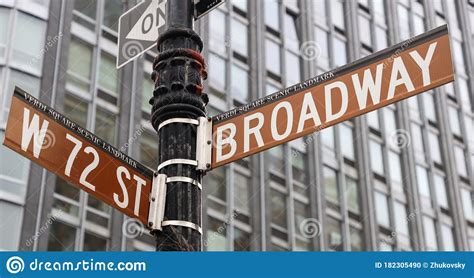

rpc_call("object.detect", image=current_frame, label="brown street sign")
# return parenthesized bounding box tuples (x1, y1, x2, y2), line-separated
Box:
(210, 25, 454, 169)
(3, 87, 154, 225)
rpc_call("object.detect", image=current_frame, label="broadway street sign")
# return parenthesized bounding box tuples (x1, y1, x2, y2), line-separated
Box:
(210, 25, 454, 169)
(3, 87, 155, 225)
(117, 0, 167, 69)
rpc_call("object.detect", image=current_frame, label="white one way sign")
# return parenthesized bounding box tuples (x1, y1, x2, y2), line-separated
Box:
(117, 0, 167, 69)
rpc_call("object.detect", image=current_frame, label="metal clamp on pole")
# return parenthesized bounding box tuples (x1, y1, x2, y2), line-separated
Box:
(196, 116, 212, 171)
(148, 173, 167, 231)
(157, 118, 199, 132)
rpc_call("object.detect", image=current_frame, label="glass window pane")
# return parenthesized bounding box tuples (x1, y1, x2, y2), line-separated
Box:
(74, 0, 97, 19)
(234, 228, 251, 251)
(139, 131, 158, 169)
(294, 201, 310, 237)
(47, 221, 76, 251)
(448, 106, 461, 136)
(423, 92, 437, 122)
(206, 166, 226, 202)
(416, 166, 431, 200)
(231, 64, 248, 101)
(461, 188, 473, 221)
(428, 132, 442, 165)
(291, 149, 307, 184)
(358, 15, 371, 46)
(333, 37, 347, 67)
(321, 126, 334, 148)
(441, 224, 455, 251)
(331, 0, 345, 30)
(422, 216, 438, 250)
(205, 217, 227, 251)
(323, 167, 339, 204)
(325, 217, 343, 251)
(209, 10, 226, 54)
(3, 70, 40, 123)
(270, 188, 287, 228)
(346, 177, 360, 214)
(350, 227, 364, 251)
(265, 0, 279, 30)
(0, 8, 10, 60)
(95, 108, 116, 145)
(64, 94, 88, 128)
(454, 146, 467, 177)
(232, 0, 247, 12)
(266, 39, 281, 75)
(103, 0, 122, 31)
(388, 151, 403, 185)
(313, 0, 326, 25)
(83, 232, 107, 251)
(369, 140, 384, 175)
(99, 52, 118, 93)
(434, 174, 448, 209)
(11, 12, 46, 74)
(374, 191, 390, 227)
(367, 110, 380, 130)
(231, 18, 248, 57)
(67, 38, 93, 91)
(375, 26, 387, 51)
(0, 201, 22, 250)
(285, 51, 301, 86)
(340, 124, 355, 160)
(142, 74, 154, 111)
(234, 172, 250, 216)
(384, 108, 397, 138)
(209, 54, 226, 92)
(284, 12, 299, 51)
(394, 202, 409, 236)
(314, 27, 329, 67)
(268, 145, 285, 172)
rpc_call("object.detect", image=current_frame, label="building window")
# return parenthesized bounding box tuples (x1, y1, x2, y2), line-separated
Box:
(374, 191, 390, 227)
(428, 132, 442, 165)
(393, 201, 409, 237)
(264, 0, 279, 31)
(231, 17, 248, 58)
(416, 165, 432, 203)
(461, 188, 473, 221)
(11, 12, 46, 74)
(67, 38, 93, 92)
(206, 217, 228, 251)
(441, 224, 455, 251)
(265, 39, 281, 76)
(346, 177, 360, 214)
(234, 171, 251, 218)
(453, 146, 467, 178)
(369, 140, 384, 176)
(325, 217, 343, 251)
(209, 10, 227, 54)
(340, 124, 355, 160)
(231, 63, 249, 102)
(422, 216, 438, 251)
(270, 188, 288, 229)
(0, 8, 10, 61)
(47, 221, 76, 251)
(98, 52, 118, 95)
(323, 167, 339, 204)
(434, 174, 449, 209)
(209, 54, 226, 92)
(103, 0, 122, 31)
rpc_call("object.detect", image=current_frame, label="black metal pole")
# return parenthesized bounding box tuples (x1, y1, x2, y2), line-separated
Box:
(150, 0, 207, 251)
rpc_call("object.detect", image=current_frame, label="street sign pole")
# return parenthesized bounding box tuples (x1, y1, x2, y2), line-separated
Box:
(150, 0, 207, 251)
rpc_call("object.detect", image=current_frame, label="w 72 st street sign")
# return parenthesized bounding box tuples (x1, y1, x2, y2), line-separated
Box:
(210, 25, 454, 168)
(3, 88, 154, 225)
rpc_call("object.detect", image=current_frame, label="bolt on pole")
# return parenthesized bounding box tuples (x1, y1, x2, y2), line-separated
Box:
(150, 0, 208, 251)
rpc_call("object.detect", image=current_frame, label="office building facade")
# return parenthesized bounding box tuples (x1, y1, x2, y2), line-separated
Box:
(0, 0, 473, 251)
